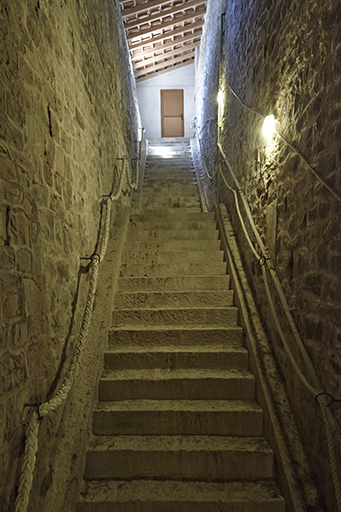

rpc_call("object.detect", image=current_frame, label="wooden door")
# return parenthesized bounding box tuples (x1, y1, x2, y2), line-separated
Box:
(161, 89, 184, 137)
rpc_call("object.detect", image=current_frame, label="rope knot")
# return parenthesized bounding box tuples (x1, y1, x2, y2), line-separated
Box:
(90, 253, 100, 263)
(24, 402, 43, 421)
(315, 392, 334, 407)
(258, 256, 267, 267)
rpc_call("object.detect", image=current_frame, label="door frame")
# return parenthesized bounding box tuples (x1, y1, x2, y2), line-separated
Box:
(160, 89, 184, 138)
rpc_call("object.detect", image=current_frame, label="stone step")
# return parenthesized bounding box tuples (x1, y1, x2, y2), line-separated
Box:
(121, 250, 224, 266)
(145, 170, 194, 176)
(108, 326, 243, 347)
(124, 228, 219, 241)
(114, 290, 234, 309)
(143, 184, 198, 192)
(148, 150, 191, 154)
(146, 162, 193, 167)
(119, 261, 226, 278)
(146, 165, 193, 168)
(92, 399, 264, 436)
(141, 206, 202, 214)
(145, 170, 194, 175)
(117, 275, 231, 292)
(78, 140, 285, 512)
(143, 189, 198, 197)
(130, 212, 215, 223)
(141, 200, 201, 210)
(147, 154, 192, 159)
(147, 153, 192, 157)
(144, 171, 195, 178)
(123, 239, 221, 256)
(141, 198, 200, 209)
(77, 479, 286, 512)
(84, 435, 273, 481)
(98, 368, 255, 401)
(143, 184, 197, 193)
(129, 219, 217, 231)
(144, 177, 196, 184)
(121, 248, 224, 266)
(103, 344, 249, 371)
(112, 306, 237, 327)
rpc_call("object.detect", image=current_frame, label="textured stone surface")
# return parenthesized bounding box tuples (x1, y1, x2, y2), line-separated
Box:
(195, 0, 341, 509)
(78, 479, 285, 512)
(79, 140, 284, 511)
(85, 435, 273, 481)
(0, 0, 139, 510)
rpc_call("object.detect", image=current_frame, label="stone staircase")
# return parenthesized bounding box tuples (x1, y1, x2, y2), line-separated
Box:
(77, 138, 286, 511)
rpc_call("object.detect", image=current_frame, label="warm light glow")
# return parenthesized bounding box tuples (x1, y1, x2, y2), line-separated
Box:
(217, 90, 224, 105)
(263, 114, 276, 139)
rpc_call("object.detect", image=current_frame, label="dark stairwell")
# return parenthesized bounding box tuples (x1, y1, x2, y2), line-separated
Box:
(1, 1, 341, 512)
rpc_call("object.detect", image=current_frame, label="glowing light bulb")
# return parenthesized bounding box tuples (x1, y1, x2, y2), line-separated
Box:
(217, 90, 224, 105)
(263, 114, 276, 139)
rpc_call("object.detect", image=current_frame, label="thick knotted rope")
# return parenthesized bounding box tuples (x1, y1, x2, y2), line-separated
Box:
(211, 141, 341, 511)
(15, 155, 139, 512)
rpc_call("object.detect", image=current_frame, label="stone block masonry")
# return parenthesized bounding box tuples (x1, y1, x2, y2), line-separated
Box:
(0, 0, 139, 510)
(196, 0, 341, 510)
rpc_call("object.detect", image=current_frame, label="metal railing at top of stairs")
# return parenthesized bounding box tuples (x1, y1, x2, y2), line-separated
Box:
(14, 129, 144, 512)
(193, 116, 341, 511)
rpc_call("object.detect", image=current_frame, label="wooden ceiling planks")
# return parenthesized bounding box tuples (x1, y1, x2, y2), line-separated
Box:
(119, 0, 207, 82)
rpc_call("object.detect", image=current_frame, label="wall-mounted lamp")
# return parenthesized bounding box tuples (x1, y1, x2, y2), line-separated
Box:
(217, 90, 225, 129)
(217, 90, 224, 106)
(263, 114, 276, 139)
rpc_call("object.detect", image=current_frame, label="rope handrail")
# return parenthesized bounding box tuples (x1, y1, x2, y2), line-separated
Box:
(196, 130, 341, 509)
(14, 143, 143, 512)
(193, 111, 341, 508)
(224, 81, 341, 204)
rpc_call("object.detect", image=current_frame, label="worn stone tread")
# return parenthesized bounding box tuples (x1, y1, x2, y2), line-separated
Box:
(129, 220, 217, 231)
(84, 435, 273, 481)
(87, 434, 272, 453)
(130, 212, 215, 222)
(98, 368, 255, 400)
(117, 275, 231, 292)
(119, 262, 226, 278)
(78, 479, 285, 511)
(94, 398, 261, 413)
(120, 250, 224, 267)
(105, 343, 245, 353)
(108, 326, 244, 347)
(103, 345, 249, 370)
(92, 400, 264, 436)
(126, 228, 218, 241)
(112, 306, 238, 328)
(110, 324, 241, 332)
(114, 289, 234, 309)
(137, 206, 202, 214)
(100, 368, 253, 380)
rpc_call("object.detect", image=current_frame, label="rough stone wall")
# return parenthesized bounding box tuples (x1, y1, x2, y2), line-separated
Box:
(194, 0, 225, 209)
(196, 0, 341, 510)
(0, 0, 139, 510)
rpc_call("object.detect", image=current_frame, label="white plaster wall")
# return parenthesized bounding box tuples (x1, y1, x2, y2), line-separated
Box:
(137, 63, 196, 138)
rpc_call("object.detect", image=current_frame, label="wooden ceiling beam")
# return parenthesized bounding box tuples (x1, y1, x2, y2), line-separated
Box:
(126, 9, 205, 40)
(129, 18, 203, 50)
(131, 29, 202, 60)
(121, 0, 180, 18)
(124, 0, 205, 30)
(136, 59, 194, 82)
(135, 50, 195, 75)
(133, 40, 199, 66)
